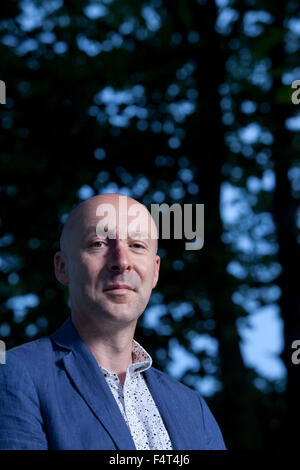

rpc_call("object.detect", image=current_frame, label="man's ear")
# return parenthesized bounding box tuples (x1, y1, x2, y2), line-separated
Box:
(54, 251, 69, 286)
(152, 255, 160, 289)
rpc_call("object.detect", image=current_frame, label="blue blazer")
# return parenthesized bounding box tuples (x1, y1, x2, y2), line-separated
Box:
(0, 317, 226, 450)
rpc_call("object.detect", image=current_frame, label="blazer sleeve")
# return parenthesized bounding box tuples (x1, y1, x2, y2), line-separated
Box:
(198, 394, 227, 450)
(0, 351, 48, 450)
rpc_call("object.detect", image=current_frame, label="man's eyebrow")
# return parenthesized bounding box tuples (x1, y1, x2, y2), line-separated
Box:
(84, 225, 117, 239)
(82, 226, 98, 239)
(128, 231, 151, 240)
(82, 226, 156, 241)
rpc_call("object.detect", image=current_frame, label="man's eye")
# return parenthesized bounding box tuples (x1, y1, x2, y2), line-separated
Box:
(132, 243, 145, 249)
(90, 241, 106, 248)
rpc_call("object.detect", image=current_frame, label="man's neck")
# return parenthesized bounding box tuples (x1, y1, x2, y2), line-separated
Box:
(71, 314, 136, 386)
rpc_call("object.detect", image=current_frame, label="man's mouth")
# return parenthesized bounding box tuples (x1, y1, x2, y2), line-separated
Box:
(103, 283, 135, 294)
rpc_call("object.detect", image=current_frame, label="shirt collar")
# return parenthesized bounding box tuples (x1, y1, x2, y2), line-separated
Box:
(129, 339, 152, 374)
(100, 339, 152, 377)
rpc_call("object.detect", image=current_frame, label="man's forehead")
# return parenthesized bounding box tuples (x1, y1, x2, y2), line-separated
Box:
(87, 199, 157, 237)
(60, 194, 158, 250)
(83, 224, 154, 240)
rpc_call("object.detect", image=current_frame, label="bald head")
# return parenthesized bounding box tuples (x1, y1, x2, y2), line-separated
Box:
(60, 193, 158, 256)
(54, 193, 161, 331)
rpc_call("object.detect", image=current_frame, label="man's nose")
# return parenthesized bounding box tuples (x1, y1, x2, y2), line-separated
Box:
(107, 241, 132, 273)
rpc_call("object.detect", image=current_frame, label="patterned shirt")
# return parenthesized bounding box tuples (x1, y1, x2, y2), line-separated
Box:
(100, 340, 173, 450)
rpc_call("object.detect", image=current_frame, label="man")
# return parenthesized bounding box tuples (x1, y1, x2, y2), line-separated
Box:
(0, 193, 226, 450)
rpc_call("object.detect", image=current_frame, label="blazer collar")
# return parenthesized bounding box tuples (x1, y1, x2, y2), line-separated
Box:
(50, 317, 136, 450)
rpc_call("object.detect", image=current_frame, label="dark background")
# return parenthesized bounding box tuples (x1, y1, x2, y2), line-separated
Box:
(1, 0, 300, 450)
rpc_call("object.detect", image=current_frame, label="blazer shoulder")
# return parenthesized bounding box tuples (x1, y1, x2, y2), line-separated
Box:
(4, 335, 55, 375)
(7, 335, 52, 356)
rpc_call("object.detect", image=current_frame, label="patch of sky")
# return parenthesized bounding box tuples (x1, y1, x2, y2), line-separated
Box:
(169, 181, 186, 200)
(220, 182, 250, 224)
(0, 234, 14, 248)
(83, 3, 108, 19)
(152, 190, 165, 203)
(132, 177, 150, 197)
(285, 113, 300, 131)
(77, 185, 95, 200)
(168, 136, 181, 149)
(195, 376, 223, 396)
(143, 303, 168, 329)
(77, 34, 102, 56)
(168, 301, 193, 321)
(17, 0, 63, 31)
(187, 332, 219, 356)
(53, 41, 68, 54)
(167, 338, 199, 379)
(166, 337, 222, 396)
(16, 39, 39, 55)
(94, 148, 106, 160)
(239, 123, 260, 144)
(99, 182, 123, 194)
(289, 166, 300, 193)
(38, 31, 56, 44)
(282, 67, 300, 85)
(0, 322, 11, 337)
(0, 254, 21, 273)
(215, 7, 239, 35)
(6, 294, 39, 323)
(177, 168, 194, 184)
(95, 171, 110, 186)
(141, 5, 161, 32)
(253, 263, 282, 283)
(166, 83, 180, 98)
(238, 123, 273, 145)
(286, 18, 300, 35)
(175, 61, 196, 81)
(237, 305, 285, 380)
(227, 260, 248, 279)
(93, 85, 148, 127)
(114, 167, 130, 185)
(249, 60, 272, 91)
(168, 101, 195, 123)
(241, 100, 257, 114)
(1, 35, 19, 48)
(119, 18, 136, 35)
(243, 10, 274, 37)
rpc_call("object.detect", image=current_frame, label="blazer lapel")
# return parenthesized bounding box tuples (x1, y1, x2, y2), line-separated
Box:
(144, 368, 191, 450)
(51, 318, 136, 450)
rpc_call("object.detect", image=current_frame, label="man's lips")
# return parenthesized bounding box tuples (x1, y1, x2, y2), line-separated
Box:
(103, 283, 135, 293)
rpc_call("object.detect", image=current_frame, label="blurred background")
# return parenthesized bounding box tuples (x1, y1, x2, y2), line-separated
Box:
(1, 0, 300, 450)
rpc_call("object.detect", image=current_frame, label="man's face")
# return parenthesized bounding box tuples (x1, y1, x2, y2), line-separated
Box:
(54, 195, 160, 328)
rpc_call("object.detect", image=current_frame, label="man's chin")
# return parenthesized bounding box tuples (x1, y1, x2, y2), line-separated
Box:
(101, 289, 137, 305)
(93, 298, 134, 314)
